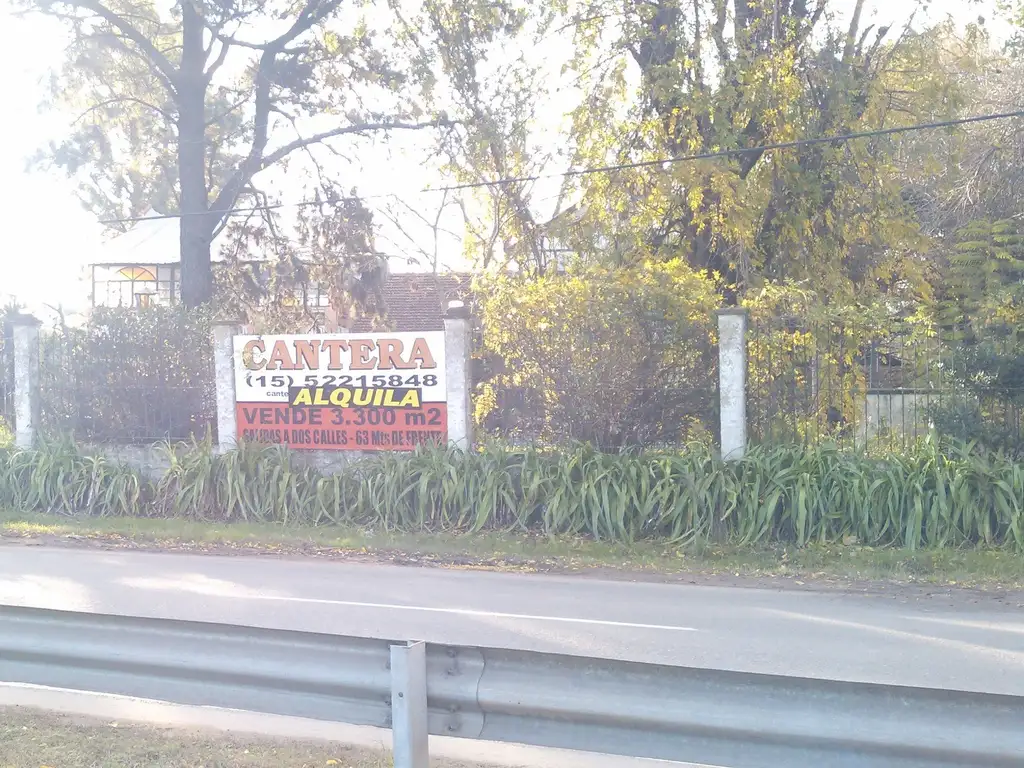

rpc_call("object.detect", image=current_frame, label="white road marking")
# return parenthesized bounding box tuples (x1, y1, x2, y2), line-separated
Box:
(760, 608, 1024, 667)
(241, 594, 699, 633)
(119, 576, 698, 632)
(903, 616, 1024, 635)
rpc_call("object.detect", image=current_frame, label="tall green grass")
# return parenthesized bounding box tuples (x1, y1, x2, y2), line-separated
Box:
(0, 437, 1021, 551)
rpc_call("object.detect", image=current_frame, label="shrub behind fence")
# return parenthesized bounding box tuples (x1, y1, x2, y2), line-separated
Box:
(39, 307, 216, 444)
(473, 261, 721, 449)
(747, 315, 1024, 454)
(14, 294, 1022, 455)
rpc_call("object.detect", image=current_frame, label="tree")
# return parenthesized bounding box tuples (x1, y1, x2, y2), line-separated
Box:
(215, 180, 388, 332)
(891, 24, 1024, 323)
(424, 0, 967, 301)
(26, 0, 446, 306)
(402, 0, 577, 274)
(559, 0, 969, 301)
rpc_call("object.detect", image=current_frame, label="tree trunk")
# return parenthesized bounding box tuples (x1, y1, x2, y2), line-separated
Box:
(178, 0, 213, 307)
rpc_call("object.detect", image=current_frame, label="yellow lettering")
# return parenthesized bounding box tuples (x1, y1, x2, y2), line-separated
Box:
(292, 389, 312, 406)
(399, 390, 421, 408)
(313, 388, 329, 405)
(353, 389, 373, 406)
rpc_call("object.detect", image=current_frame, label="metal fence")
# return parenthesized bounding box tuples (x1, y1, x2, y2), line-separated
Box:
(479, 384, 718, 449)
(748, 317, 1024, 453)
(475, 320, 719, 450)
(38, 308, 217, 444)
(1, 604, 1022, 768)
(15, 305, 1023, 453)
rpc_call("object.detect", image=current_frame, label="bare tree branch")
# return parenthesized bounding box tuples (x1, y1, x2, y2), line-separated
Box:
(210, 118, 448, 228)
(260, 119, 450, 169)
(204, 39, 230, 83)
(212, 0, 344, 52)
(71, 95, 174, 125)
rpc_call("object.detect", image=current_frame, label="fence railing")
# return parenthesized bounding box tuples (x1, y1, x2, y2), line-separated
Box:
(1, 604, 1022, 768)
(746, 316, 1024, 453)
(33, 308, 217, 444)
(4, 306, 1023, 455)
(40, 381, 217, 443)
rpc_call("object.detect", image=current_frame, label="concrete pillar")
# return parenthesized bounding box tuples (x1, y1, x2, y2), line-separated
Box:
(211, 320, 240, 453)
(9, 314, 41, 449)
(443, 301, 472, 450)
(716, 308, 748, 461)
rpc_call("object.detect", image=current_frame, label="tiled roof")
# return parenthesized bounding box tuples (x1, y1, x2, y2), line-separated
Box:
(351, 272, 471, 332)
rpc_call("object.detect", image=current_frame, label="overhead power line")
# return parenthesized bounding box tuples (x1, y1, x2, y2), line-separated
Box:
(99, 109, 1024, 226)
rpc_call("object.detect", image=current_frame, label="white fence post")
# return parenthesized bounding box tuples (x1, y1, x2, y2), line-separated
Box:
(444, 301, 472, 450)
(390, 641, 429, 768)
(10, 314, 41, 449)
(716, 308, 748, 460)
(212, 320, 239, 453)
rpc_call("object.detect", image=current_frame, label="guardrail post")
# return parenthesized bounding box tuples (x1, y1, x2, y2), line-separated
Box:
(211, 320, 240, 453)
(390, 640, 428, 768)
(443, 301, 472, 450)
(9, 314, 41, 449)
(716, 308, 748, 460)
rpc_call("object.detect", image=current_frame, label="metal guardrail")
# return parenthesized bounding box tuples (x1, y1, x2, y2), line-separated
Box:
(0, 605, 1022, 768)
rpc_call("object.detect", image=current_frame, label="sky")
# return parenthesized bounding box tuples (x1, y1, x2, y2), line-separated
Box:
(0, 0, 1009, 317)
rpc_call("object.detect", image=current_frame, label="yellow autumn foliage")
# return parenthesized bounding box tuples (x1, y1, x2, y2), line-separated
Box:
(473, 260, 721, 447)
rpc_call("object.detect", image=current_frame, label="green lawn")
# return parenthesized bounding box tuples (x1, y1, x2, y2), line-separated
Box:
(2, 508, 1022, 590)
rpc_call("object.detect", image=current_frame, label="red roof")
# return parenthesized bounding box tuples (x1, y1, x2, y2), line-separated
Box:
(351, 273, 471, 332)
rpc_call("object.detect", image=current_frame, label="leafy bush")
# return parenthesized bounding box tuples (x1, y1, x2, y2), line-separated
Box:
(928, 338, 1024, 457)
(39, 306, 216, 443)
(2, 437, 1022, 551)
(743, 284, 941, 444)
(474, 260, 721, 448)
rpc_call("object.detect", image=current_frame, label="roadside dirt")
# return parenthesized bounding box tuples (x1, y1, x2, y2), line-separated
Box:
(0, 706, 486, 768)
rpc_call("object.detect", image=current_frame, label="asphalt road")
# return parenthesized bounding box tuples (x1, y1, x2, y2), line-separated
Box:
(0, 545, 1022, 695)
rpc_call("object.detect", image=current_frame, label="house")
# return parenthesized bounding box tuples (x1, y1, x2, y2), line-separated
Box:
(85, 211, 471, 332)
(351, 272, 470, 333)
(88, 213, 183, 308)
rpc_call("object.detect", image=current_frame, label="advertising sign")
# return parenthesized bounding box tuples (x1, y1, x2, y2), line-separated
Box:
(233, 332, 446, 451)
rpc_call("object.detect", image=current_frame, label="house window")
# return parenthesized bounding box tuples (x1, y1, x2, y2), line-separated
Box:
(92, 264, 181, 307)
(157, 266, 178, 303)
(305, 282, 330, 308)
(283, 282, 330, 309)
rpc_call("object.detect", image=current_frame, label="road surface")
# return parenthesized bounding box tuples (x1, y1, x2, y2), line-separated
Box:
(0, 545, 1022, 695)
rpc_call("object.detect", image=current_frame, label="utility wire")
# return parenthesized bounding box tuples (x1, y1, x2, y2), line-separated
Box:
(99, 109, 1024, 226)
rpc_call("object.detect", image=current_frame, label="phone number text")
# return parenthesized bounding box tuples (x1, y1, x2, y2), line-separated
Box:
(244, 373, 439, 390)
